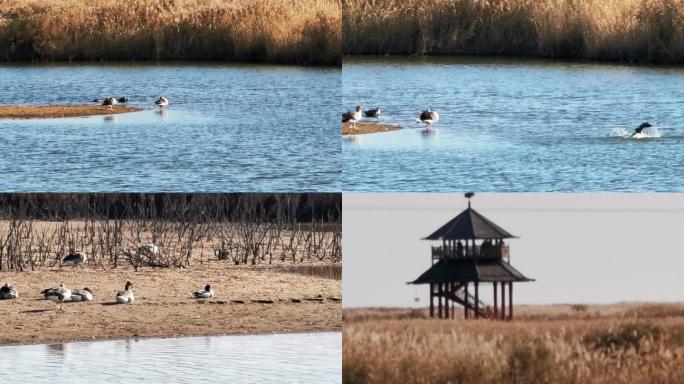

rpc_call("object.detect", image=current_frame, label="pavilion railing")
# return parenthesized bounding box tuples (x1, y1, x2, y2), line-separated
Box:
(432, 244, 509, 260)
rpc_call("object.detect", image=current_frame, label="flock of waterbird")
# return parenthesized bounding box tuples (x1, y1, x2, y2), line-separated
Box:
(343, 105, 659, 139)
(0, 246, 214, 311)
(92, 96, 169, 110)
(342, 105, 440, 132)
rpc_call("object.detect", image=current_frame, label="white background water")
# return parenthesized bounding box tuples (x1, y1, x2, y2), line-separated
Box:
(0, 332, 341, 383)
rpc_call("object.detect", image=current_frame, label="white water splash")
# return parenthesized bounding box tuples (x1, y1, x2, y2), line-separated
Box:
(610, 127, 663, 139)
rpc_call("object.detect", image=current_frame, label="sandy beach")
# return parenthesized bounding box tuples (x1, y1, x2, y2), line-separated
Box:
(0, 105, 142, 119)
(342, 122, 400, 135)
(0, 262, 341, 345)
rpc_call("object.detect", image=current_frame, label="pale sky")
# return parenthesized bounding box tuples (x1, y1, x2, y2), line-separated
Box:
(343, 193, 684, 307)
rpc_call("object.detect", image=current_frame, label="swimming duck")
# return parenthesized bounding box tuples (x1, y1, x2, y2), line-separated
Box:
(115, 281, 134, 304)
(416, 108, 439, 130)
(364, 107, 381, 118)
(631, 122, 652, 138)
(62, 251, 87, 269)
(155, 96, 169, 108)
(70, 287, 93, 302)
(0, 282, 18, 300)
(342, 105, 362, 129)
(192, 284, 214, 299)
(117, 97, 129, 103)
(42, 283, 71, 310)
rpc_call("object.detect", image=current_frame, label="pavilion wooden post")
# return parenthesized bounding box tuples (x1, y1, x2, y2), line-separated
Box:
(493, 282, 498, 318)
(429, 283, 434, 318)
(442, 283, 449, 319)
(464, 282, 469, 319)
(500, 282, 506, 320)
(438, 283, 443, 318)
(474, 281, 480, 319)
(508, 282, 513, 320)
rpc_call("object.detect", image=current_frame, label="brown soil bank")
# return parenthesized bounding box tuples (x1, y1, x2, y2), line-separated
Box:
(342, 122, 399, 135)
(343, 0, 684, 64)
(0, 262, 341, 345)
(344, 304, 684, 384)
(0, 105, 141, 118)
(0, 0, 340, 65)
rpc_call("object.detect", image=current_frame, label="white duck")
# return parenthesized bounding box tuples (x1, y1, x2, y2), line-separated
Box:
(70, 287, 93, 302)
(116, 281, 134, 304)
(192, 284, 214, 299)
(42, 283, 71, 310)
(0, 282, 18, 300)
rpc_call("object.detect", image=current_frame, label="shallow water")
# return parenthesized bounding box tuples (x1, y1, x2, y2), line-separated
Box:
(0, 332, 341, 383)
(0, 63, 340, 191)
(342, 56, 684, 191)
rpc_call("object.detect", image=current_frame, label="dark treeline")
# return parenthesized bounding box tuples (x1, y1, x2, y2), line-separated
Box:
(0, 193, 341, 223)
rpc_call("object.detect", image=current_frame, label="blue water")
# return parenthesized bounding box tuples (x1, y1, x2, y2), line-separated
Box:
(0, 332, 341, 383)
(0, 63, 340, 191)
(342, 56, 684, 191)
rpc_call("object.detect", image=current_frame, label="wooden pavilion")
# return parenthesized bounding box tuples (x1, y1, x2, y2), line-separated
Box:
(410, 193, 533, 320)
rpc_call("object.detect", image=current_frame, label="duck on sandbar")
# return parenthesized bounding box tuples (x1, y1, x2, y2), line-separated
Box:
(102, 97, 118, 110)
(364, 107, 381, 118)
(0, 282, 18, 300)
(192, 284, 214, 299)
(116, 281, 134, 304)
(62, 250, 87, 269)
(70, 288, 93, 302)
(42, 283, 71, 310)
(343, 105, 362, 130)
(117, 97, 129, 103)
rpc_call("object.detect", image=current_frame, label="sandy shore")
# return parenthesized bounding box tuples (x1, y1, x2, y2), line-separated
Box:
(0, 105, 142, 119)
(0, 262, 340, 345)
(342, 122, 400, 135)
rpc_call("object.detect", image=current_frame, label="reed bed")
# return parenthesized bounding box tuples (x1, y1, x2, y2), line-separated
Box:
(343, 0, 684, 64)
(0, 0, 340, 65)
(282, 263, 342, 280)
(343, 305, 684, 384)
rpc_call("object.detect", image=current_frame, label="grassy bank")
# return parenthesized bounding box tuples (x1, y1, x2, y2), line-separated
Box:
(344, 305, 684, 384)
(343, 0, 684, 64)
(0, 105, 141, 118)
(0, 0, 340, 65)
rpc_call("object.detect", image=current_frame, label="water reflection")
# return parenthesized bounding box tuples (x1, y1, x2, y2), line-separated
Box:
(0, 332, 340, 384)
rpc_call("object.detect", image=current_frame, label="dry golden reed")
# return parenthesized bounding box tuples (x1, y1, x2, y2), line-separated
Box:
(344, 305, 684, 384)
(0, 0, 341, 65)
(343, 0, 684, 63)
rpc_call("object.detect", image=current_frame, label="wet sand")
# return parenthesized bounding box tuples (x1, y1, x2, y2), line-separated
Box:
(0, 105, 142, 118)
(342, 122, 400, 135)
(0, 262, 341, 345)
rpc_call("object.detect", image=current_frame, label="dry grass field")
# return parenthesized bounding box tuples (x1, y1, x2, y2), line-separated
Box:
(0, 0, 340, 65)
(344, 305, 684, 384)
(343, 0, 684, 64)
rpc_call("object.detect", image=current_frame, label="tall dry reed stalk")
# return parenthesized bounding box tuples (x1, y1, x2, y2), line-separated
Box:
(343, 307, 684, 384)
(343, 0, 684, 63)
(0, 0, 341, 65)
